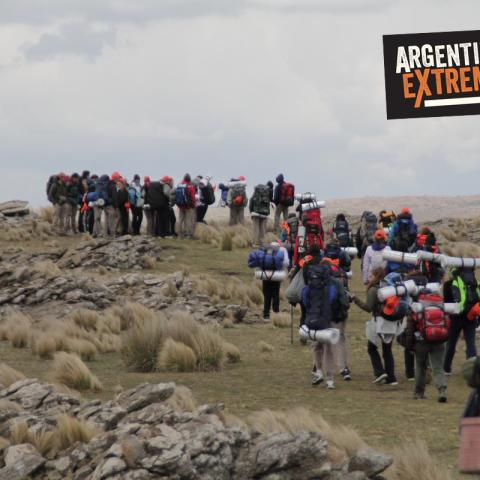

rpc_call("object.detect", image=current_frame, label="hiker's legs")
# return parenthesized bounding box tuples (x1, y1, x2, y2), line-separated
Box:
(178, 209, 187, 237)
(87, 208, 94, 234)
(63, 204, 72, 233)
(229, 207, 237, 226)
(414, 343, 428, 394)
(405, 348, 415, 379)
(186, 208, 196, 237)
(92, 206, 103, 237)
(170, 207, 177, 236)
(259, 217, 267, 246)
(335, 321, 348, 371)
(145, 210, 153, 235)
(274, 205, 282, 231)
(262, 281, 273, 317)
(463, 320, 478, 359)
(271, 281, 280, 313)
(430, 343, 447, 391)
(71, 205, 78, 233)
(238, 207, 245, 225)
(313, 342, 325, 374)
(300, 303, 306, 326)
(382, 340, 396, 382)
(252, 217, 261, 247)
(132, 207, 143, 235)
(197, 205, 207, 223)
(444, 319, 462, 372)
(367, 341, 384, 378)
(323, 342, 335, 381)
(118, 207, 129, 235)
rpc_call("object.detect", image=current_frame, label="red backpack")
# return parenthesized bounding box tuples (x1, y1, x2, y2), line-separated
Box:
(414, 293, 451, 343)
(280, 182, 295, 206)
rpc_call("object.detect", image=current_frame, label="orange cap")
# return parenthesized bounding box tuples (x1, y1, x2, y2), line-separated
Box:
(401, 207, 410, 214)
(374, 229, 388, 241)
(111, 171, 121, 181)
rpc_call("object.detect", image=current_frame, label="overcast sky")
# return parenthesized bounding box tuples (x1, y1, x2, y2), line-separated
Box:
(1, 0, 479, 206)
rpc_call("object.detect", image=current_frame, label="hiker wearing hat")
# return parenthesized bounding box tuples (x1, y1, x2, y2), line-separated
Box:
(352, 267, 399, 385)
(388, 207, 418, 253)
(273, 174, 295, 232)
(129, 174, 144, 235)
(142, 176, 153, 235)
(105, 172, 121, 236)
(175, 174, 197, 238)
(113, 177, 130, 236)
(362, 229, 391, 284)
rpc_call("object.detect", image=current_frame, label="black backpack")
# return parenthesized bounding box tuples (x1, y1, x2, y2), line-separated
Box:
(362, 212, 378, 245)
(202, 184, 216, 206)
(333, 219, 351, 247)
(148, 182, 167, 208)
(251, 185, 271, 216)
(303, 264, 336, 331)
(454, 269, 480, 314)
(392, 221, 413, 252)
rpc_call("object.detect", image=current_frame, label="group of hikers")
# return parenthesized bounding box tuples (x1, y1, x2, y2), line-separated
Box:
(46, 171, 479, 402)
(248, 192, 479, 402)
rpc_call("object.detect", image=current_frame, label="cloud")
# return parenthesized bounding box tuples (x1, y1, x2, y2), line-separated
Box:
(22, 21, 116, 60)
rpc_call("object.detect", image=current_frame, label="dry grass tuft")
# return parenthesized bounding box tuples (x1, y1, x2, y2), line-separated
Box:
(108, 302, 156, 331)
(165, 385, 197, 412)
(258, 341, 274, 353)
(38, 206, 54, 224)
(223, 341, 241, 363)
(0, 363, 26, 387)
(65, 338, 97, 361)
(55, 414, 96, 452)
(222, 315, 235, 329)
(5, 311, 31, 348)
(97, 265, 108, 275)
(71, 309, 100, 331)
(142, 256, 157, 269)
(53, 352, 102, 391)
(220, 231, 233, 251)
(157, 339, 197, 372)
(32, 260, 61, 278)
(385, 439, 453, 480)
(9, 421, 55, 456)
(32, 334, 57, 359)
(439, 228, 458, 242)
(272, 312, 291, 328)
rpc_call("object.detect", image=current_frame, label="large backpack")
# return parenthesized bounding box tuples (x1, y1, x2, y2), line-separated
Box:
(229, 183, 247, 207)
(302, 208, 323, 236)
(453, 269, 480, 314)
(149, 182, 168, 208)
(96, 176, 110, 202)
(333, 219, 351, 247)
(175, 184, 193, 207)
(302, 264, 337, 331)
(248, 246, 284, 271)
(392, 218, 414, 252)
(413, 292, 451, 343)
(201, 183, 216, 206)
(251, 185, 271, 216)
(379, 210, 396, 228)
(380, 273, 410, 321)
(284, 216, 299, 244)
(279, 182, 295, 207)
(46, 175, 56, 201)
(361, 211, 378, 246)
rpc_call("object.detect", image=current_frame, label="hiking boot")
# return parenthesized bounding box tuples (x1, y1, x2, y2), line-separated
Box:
(372, 373, 388, 384)
(438, 388, 448, 403)
(326, 380, 336, 390)
(340, 368, 352, 381)
(413, 391, 426, 400)
(263, 315, 270, 322)
(384, 380, 399, 386)
(312, 370, 324, 386)
(444, 369, 452, 376)
(407, 377, 415, 382)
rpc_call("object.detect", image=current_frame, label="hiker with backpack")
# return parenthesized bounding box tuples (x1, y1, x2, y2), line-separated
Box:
(249, 184, 271, 248)
(378, 210, 396, 231)
(355, 211, 378, 260)
(142, 176, 153, 235)
(331, 214, 353, 248)
(105, 172, 121, 236)
(227, 177, 248, 226)
(48, 173, 68, 233)
(415, 227, 444, 283)
(128, 174, 144, 235)
(280, 213, 299, 269)
(65, 173, 81, 234)
(405, 282, 450, 402)
(146, 177, 170, 237)
(293, 205, 325, 266)
(303, 257, 350, 389)
(352, 267, 401, 385)
(388, 207, 418, 253)
(273, 174, 295, 232)
(176, 174, 197, 239)
(362, 229, 391, 284)
(78, 174, 91, 234)
(90, 174, 110, 238)
(443, 267, 480, 375)
(195, 175, 215, 224)
(248, 241, 289, 320)
(113, 177, 130, 236)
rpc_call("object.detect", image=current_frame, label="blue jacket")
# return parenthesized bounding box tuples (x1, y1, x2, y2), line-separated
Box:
(273, 173, 284, 205)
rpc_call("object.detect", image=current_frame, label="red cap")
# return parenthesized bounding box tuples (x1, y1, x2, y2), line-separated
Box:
(374, 229, 388, 241)
(238, 176, 246, 181)
(401, 207, 410, 214)
(111, 171, 121, 181)
(144, 176, 151, 183)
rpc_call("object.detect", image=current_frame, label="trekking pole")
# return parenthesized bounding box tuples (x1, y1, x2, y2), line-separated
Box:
(290, 304, 294, 345)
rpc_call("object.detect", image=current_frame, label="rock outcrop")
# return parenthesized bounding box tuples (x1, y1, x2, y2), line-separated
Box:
(0, 379, 392, 480)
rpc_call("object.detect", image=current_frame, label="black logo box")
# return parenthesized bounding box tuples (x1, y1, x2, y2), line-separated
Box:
(383, 30, 480, 119)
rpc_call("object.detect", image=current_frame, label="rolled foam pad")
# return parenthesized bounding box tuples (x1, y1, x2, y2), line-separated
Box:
(254, 270, 287, 282)
(411, 302, 460, 315)
(377, 279, 418, 302)
(382, 250, 418, 265)
(298, 325, 340, 345)
(227, 181, 247, 188)
(440, 256, 480, 269)
(425, 283, 441, 294)
(416, 251, 444, 263)
(345, 271, 353, 278)
(341, 247, 358, 258)
(295, 193, 316, 202)
(301, 201, 326, 212)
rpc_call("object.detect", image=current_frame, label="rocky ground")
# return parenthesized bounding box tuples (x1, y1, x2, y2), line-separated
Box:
(0, 378, 392, 480)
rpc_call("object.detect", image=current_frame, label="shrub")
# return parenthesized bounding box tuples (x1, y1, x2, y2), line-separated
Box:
(220, 231, 233, 251)
(55, 414, 96, 452)
(108, 302, 156, 331)
(0, 363, 25, 387)
(157, 339, 197, 372)
(165, 385, 197, 412)
(272, 313, 291, 328)
(9, 421, 55, 456)
(258, 341, 274, 353)
(71, 309, 100, 331)
(32, 334, 57, 359)
(5, 312, 31, 348)
(163, 280, 178, 298)
(121, 316, 165, 372)
(223, 341, 241, 363)
(53, 352, 102, 391)
(65, 339, 97, 361)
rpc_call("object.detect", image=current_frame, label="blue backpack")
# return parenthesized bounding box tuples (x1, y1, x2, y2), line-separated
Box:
(248, 246, 284, 271)
(96, 175, 110, 202)
(175, 184, 191, 207)
(302, 264, 337, 331)
(87, 191, 99, 203)
(128, 186, 139, 206)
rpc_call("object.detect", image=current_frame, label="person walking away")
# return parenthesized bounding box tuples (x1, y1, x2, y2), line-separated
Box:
(176, 174, 197, 238)
(323, 238, 352, 381)
(304, 260, 349, 389)
(405, 287, 449, 402)
(355, 211, 378, 260)
(91, 174, 109, 238)
(196, 176, 215, 224)
(105, 172, 121, 236)
(415, 227, 444, 283)
(352, 267, 401, 385)
(128, 174, 144, 235)
(65, 173, 81, 234)
(48, 173, 68, 234)
(331, 214, 353, 248)
(388, 207, 418, 252)
(280, 213, 299, 269)
(163, 176, 177, 236)
(227, 177, 247, 226)
(147, 179, 169, 237)
(86, 175, 98, 234)
(293, 206, 324, 267)
(249, 184, 271, 247)
(113, 178, 130, 236)
(362, 229, 391, 284)
(444, 267, 480, 375)
(142, 176, 153, 235)
(273, 174, 295, 232)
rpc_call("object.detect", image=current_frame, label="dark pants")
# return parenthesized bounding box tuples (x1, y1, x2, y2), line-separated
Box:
(197, 205, 208, 223)
(405, 349, 415, 379)
(300, 303, 306, 326)
(262, 281, 280, 318)
(131, 207, 143, 235)
(153, 206, 170, 237)
(169, 207, 177, 236)
(368, 340, 396, 382)
(78, 210, 85, 233)
(118, 207, 129, 235)
(444, 316, 477, 372)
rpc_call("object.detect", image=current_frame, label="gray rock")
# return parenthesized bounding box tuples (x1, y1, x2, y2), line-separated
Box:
(92, 457, 127, 480)
(116, 383, 175, 413)
(0, 444, 45, 479)
(348, 448, 393, 477)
